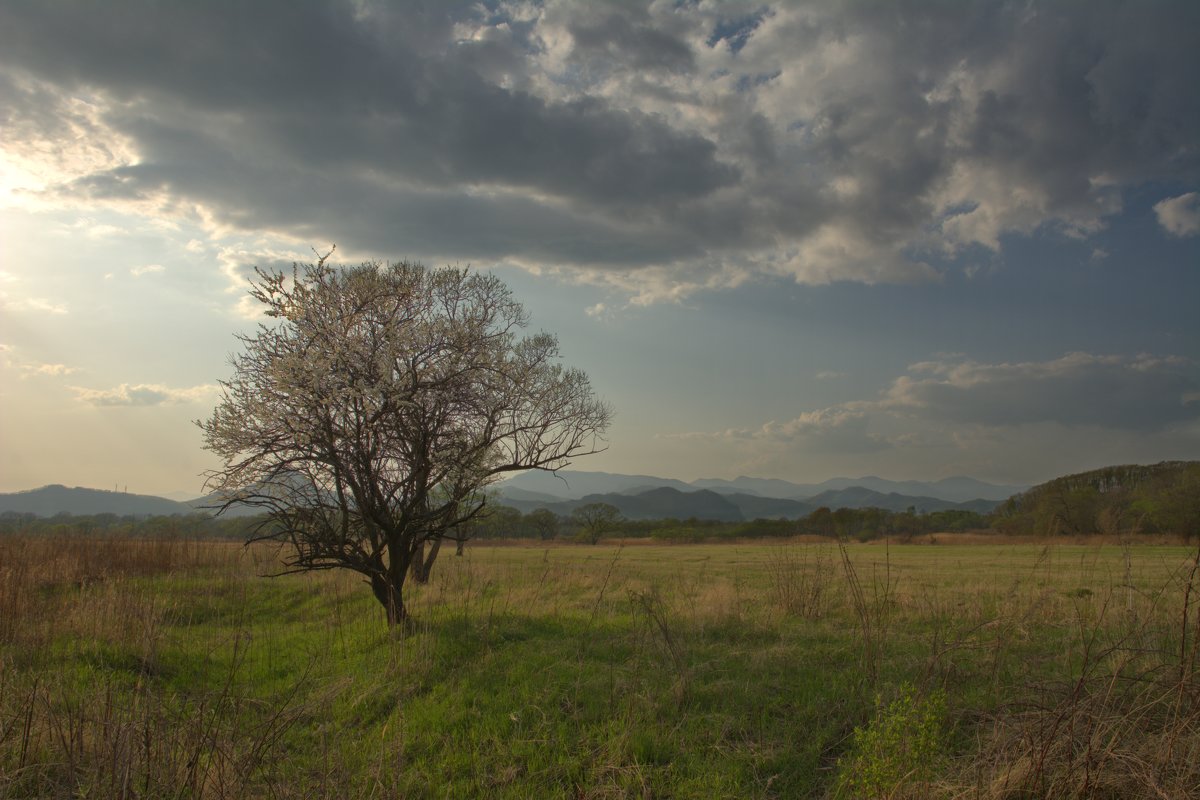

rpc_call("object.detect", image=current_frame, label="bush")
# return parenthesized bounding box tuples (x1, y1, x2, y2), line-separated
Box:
(834, 683, 947, 799)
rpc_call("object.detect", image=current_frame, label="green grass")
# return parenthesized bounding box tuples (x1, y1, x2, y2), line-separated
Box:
(2, 537, 1199, 798)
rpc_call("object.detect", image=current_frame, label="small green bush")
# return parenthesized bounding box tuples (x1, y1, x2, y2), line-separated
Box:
(834, 683, 947, 798)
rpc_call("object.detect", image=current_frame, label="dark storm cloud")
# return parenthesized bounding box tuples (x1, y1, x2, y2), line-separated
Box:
(1, 1, 1197, 289)
(0, 1, 735, 237)
(568, 9, 696, 73)
(60, 140, 703, 268)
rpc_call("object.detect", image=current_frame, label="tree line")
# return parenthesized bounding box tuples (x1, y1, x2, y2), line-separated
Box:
(0, 503, 985, 543)
(0, 511, 263, 540)
(460, 502, 989, 543)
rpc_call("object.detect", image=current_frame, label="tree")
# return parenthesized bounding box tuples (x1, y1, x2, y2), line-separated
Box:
(436, 501, 521, 562)
(462, 503, 522, 540)
(807, 506, 834, 538)
(199, 258, 611, 626)
(572, 502, 622, 545)
(527, 508, 559, 540)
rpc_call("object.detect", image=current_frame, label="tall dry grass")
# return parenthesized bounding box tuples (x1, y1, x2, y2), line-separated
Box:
(0, 536, 245, 645)
(0, 536, 311, 799)
(946, 543, 1200, 799)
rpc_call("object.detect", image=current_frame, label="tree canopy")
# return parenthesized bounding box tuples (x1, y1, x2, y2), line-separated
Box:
(200, 258, 611, 624)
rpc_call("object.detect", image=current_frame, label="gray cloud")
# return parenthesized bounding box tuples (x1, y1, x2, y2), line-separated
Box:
(681, 353, 1200, 445)
(884, 353, 1200, 432)
(566, 7, 696, 74)
(1, 1, 1197, 296)
(668, 403, 891, 454)
(657, 352, 1200, 483)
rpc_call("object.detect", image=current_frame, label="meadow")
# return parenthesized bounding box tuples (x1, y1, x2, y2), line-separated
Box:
(2, 534, 1199, 798)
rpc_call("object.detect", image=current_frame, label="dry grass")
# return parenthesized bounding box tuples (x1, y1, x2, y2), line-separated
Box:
(943, 545, 1200, 799)
(0, 537, 247, 646)
(0, 537, 309, 799)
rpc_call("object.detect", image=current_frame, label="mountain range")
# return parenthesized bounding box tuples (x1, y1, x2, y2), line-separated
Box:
(0, 471, 1025, 521)
(487, 470, 1016, 520)
(494, 470, 1025, 503)
(0, 485, 260, 518)
(495, 484, 998, 521)
(0, 485, 199, 517)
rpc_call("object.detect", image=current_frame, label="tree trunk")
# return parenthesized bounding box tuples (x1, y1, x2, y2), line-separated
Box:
(410, 538, 442, 584)
(455, 537, 465, 556)
(370, 571, 407, 626)
(368, 542, 416, 627)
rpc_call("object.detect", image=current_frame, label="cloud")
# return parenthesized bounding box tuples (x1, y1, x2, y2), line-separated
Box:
(883, 353, 1199, 431)
(668, 402, 890, 454)
(130, 263, 165, 277)
(0, 2, 1197, 300)
(1154, 193, 1200, 237)
(565, 6, 696, 75)
(70, 382, 218, 407)
(26, 363, 77, 377)
(665, 352, 1199, 473)
(1, 294, 68, 314)
(0, 344, 78, 377)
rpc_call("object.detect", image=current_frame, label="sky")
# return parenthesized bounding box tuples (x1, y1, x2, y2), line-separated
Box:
(1, 0, 1198, 497)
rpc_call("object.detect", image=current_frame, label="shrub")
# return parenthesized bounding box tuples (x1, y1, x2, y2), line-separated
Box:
(834, 683, 947, 799)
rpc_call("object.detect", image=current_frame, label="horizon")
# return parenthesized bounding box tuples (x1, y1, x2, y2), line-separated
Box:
(0, 467, 1061, 501)
(2, 2, 1198, 496)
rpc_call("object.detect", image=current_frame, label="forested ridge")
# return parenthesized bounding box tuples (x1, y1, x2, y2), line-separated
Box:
(995, 461, 1200, 536)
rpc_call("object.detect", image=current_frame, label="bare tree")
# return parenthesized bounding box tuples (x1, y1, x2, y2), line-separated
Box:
(199, 258, 611, 626)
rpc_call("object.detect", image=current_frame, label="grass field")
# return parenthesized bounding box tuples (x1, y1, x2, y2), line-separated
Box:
(3, 535, 1199, 798)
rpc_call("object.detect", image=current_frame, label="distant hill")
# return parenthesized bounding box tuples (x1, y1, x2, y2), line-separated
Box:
(500, 470, 1026, 504)
(805, 486, 998, 514)
(725, 493, 815, 519)
(595, 487, 744, 522)
(802, 476, 1024, 503)
(183, 491, 271, 518)
(0, 469, 1039, 523)
(493, 484, 989, 521)
(5, 464, 1191, 534)
(498, 487, 743, 521)
(0, 485, 269, 519)
(997, 461, 1200, 536)
(0, 485, 195, 517)
(496, 470, 694, 499)
(923, 476, 1028, 503)
(490, 487, 567, 504)
(691, 476, 814, 498)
